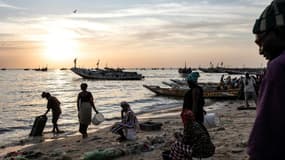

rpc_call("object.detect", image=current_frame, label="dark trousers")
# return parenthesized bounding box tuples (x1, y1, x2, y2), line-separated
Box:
(79, 123, 88, 135)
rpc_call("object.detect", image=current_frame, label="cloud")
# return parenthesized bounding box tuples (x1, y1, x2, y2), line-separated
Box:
(61, 2, 261, 46)
(0, 1, 25, 10)
(0, 1, 269, 48)
(0, 40, 41, 50)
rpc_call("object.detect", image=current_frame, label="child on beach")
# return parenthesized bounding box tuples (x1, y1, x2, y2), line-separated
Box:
(77, 83, 99, 139)
(42, 92, 62, 133)
(111, 101, 139, 142)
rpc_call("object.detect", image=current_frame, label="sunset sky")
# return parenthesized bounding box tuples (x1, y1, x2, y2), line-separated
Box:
(0, 0, 271, 68)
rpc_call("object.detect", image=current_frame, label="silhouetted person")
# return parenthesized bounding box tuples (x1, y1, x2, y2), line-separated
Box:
(77, 83, 98, 139)
(42, 92, 62, 133)
(111, 101, 138, 142)
(168, 110, 215, 160)
(182, 72, 205, 124)
(247, 0, 285, 159)
(243, 73, 257, 107)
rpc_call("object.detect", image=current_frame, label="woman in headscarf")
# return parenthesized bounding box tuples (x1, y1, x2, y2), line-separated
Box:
(111, 101, 138, 142)
(169, 110, 215, 160)
(77, 83, 99, 139)
(182, 72, 205, 124)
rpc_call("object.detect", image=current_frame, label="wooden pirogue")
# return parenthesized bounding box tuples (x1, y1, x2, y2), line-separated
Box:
(143, 85, 241, 99)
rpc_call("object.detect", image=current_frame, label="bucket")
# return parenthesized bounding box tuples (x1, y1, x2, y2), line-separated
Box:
(92, 113, 105, 125)
(203, 113, 219, 128)
(124, 128, 136, 140)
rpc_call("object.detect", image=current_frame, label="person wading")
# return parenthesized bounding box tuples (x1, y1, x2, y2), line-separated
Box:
(42, 92, 62, 133)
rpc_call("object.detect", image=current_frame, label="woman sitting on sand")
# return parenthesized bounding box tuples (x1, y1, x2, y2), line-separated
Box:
(111, 101, 139, 142)
(168, 110, 215, 160)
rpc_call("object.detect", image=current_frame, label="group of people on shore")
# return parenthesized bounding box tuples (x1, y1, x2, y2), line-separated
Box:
(218, 72, 263, 108)
(41, 72, 215, 159)
(41, 83, 98, 138)
(42, 83, 139, 140)
(40, 0, 285, 159)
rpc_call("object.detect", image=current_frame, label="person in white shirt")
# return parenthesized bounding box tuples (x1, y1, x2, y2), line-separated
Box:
(243, 73, 257, 107)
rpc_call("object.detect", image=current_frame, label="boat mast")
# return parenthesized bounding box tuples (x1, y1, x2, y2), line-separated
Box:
(74, 58, 77, 68)
(96, 59, 100, 69)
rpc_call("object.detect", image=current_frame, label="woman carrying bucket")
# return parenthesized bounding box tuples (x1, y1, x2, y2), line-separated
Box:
(77, 83, 99, 139)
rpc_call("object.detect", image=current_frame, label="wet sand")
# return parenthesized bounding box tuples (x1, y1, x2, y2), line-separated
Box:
(0, 100, 256, 160)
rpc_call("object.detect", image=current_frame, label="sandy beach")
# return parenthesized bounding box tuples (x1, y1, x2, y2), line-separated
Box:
(1, 100, 256, 160)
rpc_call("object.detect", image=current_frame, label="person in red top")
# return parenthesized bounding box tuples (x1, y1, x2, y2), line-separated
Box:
(42, 92, 62, 133)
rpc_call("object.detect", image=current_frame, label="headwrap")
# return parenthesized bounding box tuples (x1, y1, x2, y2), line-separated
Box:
(120, 101, 130, 108)
(41, 92, 50, 98)
(253, 0, 285, 34)
(181, 109, 195, 125)
(186, 72, 200, 83)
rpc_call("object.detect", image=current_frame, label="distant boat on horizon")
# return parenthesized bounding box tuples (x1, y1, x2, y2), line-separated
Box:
(178, 61, 192, 77)
(60, 68, 68, 70)
(33, 67, 48, 72)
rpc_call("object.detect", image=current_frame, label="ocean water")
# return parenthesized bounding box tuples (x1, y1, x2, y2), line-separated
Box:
(0, 69, 225, 146)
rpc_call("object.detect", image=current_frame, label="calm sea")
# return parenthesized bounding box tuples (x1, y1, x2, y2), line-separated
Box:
(0, 69, 225, 146)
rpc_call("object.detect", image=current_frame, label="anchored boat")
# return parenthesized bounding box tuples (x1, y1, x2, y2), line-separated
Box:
(70, 58, 144, 80)
(143, 85, 241, 99)
(71, 67, 144, 80)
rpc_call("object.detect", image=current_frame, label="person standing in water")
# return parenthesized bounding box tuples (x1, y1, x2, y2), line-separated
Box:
(42, 92, 62, 133)
(77, 83, 99, 139)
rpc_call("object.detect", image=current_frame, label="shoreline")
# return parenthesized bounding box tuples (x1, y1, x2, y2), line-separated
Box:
(1, 100, 256, 160)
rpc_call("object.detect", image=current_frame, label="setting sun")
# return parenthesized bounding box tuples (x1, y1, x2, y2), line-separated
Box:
(43, 29, 78, 61)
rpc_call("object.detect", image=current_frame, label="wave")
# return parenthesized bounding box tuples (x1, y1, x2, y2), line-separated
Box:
(0, 128, 13, 134)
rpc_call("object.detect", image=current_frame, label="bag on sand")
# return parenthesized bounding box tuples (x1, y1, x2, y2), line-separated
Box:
(29, 115, 47, 137)
(203, 113, 220, 128)
(92, 113, 105, 125)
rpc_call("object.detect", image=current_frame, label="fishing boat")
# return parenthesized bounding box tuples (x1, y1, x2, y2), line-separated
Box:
(222, 68, 264, 75)
(198, 67, 225, 73)
(71, 67, 144, 80)
(60, 68, 68, 70)
(71, 59, 144, 80)
(199, 67, 264, 75)
(178, 61, 192, 77)
(143, 85, 241, 99)
(33, 67, 48, 71)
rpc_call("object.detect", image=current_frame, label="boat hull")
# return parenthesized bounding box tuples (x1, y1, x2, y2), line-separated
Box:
(143, 85, 241, 99)
(71, 67, 144, 80)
